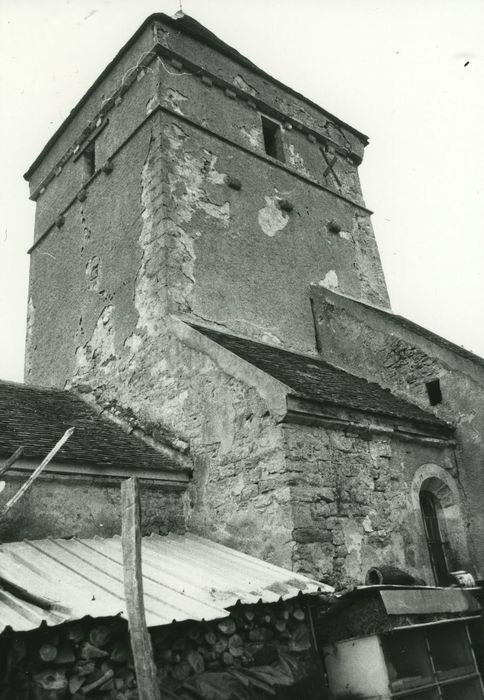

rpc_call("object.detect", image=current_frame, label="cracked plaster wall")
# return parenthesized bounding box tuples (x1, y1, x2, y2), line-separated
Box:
(283, 423, 470, 588)
(156, 62, 365, 204)
(28, 20, 389, 370)
(311, 286, 484, 575)
(26, 117, 154, 385)
(31, 68, 159, 243)
(152, 19, 365, 159)
(157, 107, 388, 354)
(26, 105, 298, 568)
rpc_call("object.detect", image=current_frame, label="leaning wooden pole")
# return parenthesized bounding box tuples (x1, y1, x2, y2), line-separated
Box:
(121, 477, 161, 700)
(0, 446, 24, 477)
(1, 428, 74, 516)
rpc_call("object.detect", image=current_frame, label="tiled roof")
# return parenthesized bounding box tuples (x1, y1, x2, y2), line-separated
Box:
(190, 324, 451, 432)
(0, 380, 187, 472)
(0, 533, 330, 632)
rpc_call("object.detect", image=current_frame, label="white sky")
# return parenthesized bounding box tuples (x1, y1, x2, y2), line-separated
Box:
(1, 0, 483, 382)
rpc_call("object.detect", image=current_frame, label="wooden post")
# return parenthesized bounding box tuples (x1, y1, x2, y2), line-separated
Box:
(121, 477, 161, 700)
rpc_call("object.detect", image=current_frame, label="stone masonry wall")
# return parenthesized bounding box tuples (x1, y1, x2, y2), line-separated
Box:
(22, 16, 445, 587)
(283, 423, 469, 589)
(311, 286, 484, 577)
(69, 318, 295, 569)
(24, 99, 294, 566)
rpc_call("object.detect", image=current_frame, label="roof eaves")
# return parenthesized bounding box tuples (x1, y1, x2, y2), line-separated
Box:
(287, 392, 454, 438)
(24, 12, 368, 180)
(162, 13, 369, 143)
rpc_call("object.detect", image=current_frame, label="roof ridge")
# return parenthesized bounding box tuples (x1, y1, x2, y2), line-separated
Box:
(0, 378, 68, 394)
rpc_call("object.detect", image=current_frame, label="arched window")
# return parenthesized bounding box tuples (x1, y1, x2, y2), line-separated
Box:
(419, 490, 450, 586)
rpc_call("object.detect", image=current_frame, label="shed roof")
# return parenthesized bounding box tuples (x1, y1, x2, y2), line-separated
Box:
(190, 324, 452, 433)
(0, 380, 187, 473)
(0, 533, 330, 633)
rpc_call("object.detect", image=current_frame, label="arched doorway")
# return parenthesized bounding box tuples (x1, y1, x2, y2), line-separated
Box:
(419, 489, 450, 586)
(411, 464, 471, 586)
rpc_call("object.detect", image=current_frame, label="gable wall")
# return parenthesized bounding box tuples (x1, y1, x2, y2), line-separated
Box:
(311, 286, 484, 577)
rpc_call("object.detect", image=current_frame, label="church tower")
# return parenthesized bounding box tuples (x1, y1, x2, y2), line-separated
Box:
(24, 12, 389, 389)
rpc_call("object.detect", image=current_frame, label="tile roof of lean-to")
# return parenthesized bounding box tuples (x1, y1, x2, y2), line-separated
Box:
(190, 324, 452, 433)
(0, 380, 187, 473)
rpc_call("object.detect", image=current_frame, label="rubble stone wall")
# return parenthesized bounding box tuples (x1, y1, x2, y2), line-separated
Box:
(67, 321, 295, 569)
(283, 423, 470, 588)
(311, 286, 484, 577)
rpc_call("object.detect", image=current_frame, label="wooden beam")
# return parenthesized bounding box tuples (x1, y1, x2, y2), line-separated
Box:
(1, 428, 74, 517)
(121, 477, 161, 700)
(0, 446, 24, 477)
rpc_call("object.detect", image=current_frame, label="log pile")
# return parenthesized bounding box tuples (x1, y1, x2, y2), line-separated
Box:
(0, 597, 332, 699)
(0, 616, 136, 700)
(151, 599, 315, 692)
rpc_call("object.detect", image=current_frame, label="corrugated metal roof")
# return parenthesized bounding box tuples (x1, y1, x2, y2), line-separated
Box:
(0, 533, 331, 633)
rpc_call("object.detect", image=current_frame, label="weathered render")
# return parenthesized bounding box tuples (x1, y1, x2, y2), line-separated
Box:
(25, 13, 389, 389)
(21, 12, 481, 589)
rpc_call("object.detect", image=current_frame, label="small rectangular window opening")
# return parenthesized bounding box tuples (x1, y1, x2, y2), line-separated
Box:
(261, 116, 284, 162)
(83, 141, 96, 180)
(426, 378, 442, 406)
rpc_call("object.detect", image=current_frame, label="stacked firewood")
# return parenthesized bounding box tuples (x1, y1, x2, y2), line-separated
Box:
(2, 616, 136, 699)
(152, 599, 313, 691)
(1, 598, 328, 698)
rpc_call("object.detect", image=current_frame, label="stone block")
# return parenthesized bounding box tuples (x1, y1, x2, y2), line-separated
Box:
(292, 527, 332, 544)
